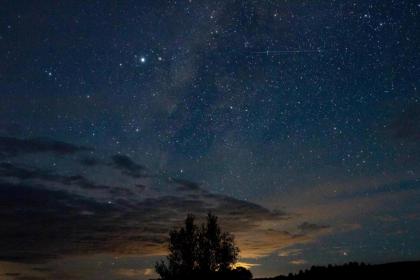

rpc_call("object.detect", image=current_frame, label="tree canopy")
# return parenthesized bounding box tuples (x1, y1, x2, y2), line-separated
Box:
(155, 213, 252, 280)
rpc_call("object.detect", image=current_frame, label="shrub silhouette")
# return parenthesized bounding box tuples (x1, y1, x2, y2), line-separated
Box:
(155, 213, 251, 280)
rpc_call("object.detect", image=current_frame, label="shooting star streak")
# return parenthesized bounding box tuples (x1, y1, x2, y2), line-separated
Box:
(251, 49, 327, 55)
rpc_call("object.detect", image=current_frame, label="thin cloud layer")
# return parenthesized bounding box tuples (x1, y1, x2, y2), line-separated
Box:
(0, 137, 90, 158)
(110, 154, 148, 178)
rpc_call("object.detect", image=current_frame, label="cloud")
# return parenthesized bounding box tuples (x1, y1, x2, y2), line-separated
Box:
(0, 178, 294, 263)
(0, 162, 117, 192)
(278, 248, 303, 257)
(233, 262, 260, 269)
(169, 178, 201, 192)
(0, 162, 57, 181)
(4, 272, 20, 276)
(114, 268, 153, 278)
(15, 277, 46, 280)
(289, 259, 307, 265)
(134, 184, 147, 192)
(0, 137, 328, 267)
(0, 137, 90, 158)
(110, 154, 148, 178)
(79, 157, 102, 167)
(235, 229, 312, 259)
(297, 222, 330, 233)
(0, 181, 111, 263)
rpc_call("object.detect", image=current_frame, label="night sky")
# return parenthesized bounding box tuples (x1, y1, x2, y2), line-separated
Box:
(0, 1, 419, 279)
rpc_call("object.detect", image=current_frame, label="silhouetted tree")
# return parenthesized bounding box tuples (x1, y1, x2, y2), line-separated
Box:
(232, 266, 253, 280)
(155, 214, 198, 278)
(197, 213, 239, 272)
(155, 213, 247, 280)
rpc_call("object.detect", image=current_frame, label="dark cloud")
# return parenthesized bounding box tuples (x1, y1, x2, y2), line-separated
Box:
(0, 162, 58, 181)
(134, 184, 147, 192)
(63, 175, 113, 191)
(15, 277, 46, 280)
(0, 138, 309, 265)
(31, 267, 53, 272)
(110, 154, 147, 178)
(0, 181, 115, 263)
(79, 157, 102, 167)
(297, 222, 330, 233)
(4, 273, 21, 276)
(0, 162, 113, 191)
(0, 137, 90, 158)
(109, 187, 134, 197)
(170, 178, 201, 192)
(0, 178, 290, 263)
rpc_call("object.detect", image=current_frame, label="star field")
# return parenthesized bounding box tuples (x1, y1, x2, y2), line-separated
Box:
(0, 1, 419, 279)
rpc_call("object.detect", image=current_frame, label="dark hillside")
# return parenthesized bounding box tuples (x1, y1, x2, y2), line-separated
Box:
(254, 261, 420, 280)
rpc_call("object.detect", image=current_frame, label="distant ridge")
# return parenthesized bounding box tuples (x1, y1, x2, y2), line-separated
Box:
(254, 261, 420, 280)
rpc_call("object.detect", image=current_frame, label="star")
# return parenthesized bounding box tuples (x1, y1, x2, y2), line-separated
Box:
(134, 55, 147, 66)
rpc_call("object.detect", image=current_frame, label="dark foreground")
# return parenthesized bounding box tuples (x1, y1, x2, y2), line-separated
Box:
(255, 261, 420, 280)
(150, 261, 419, 280)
